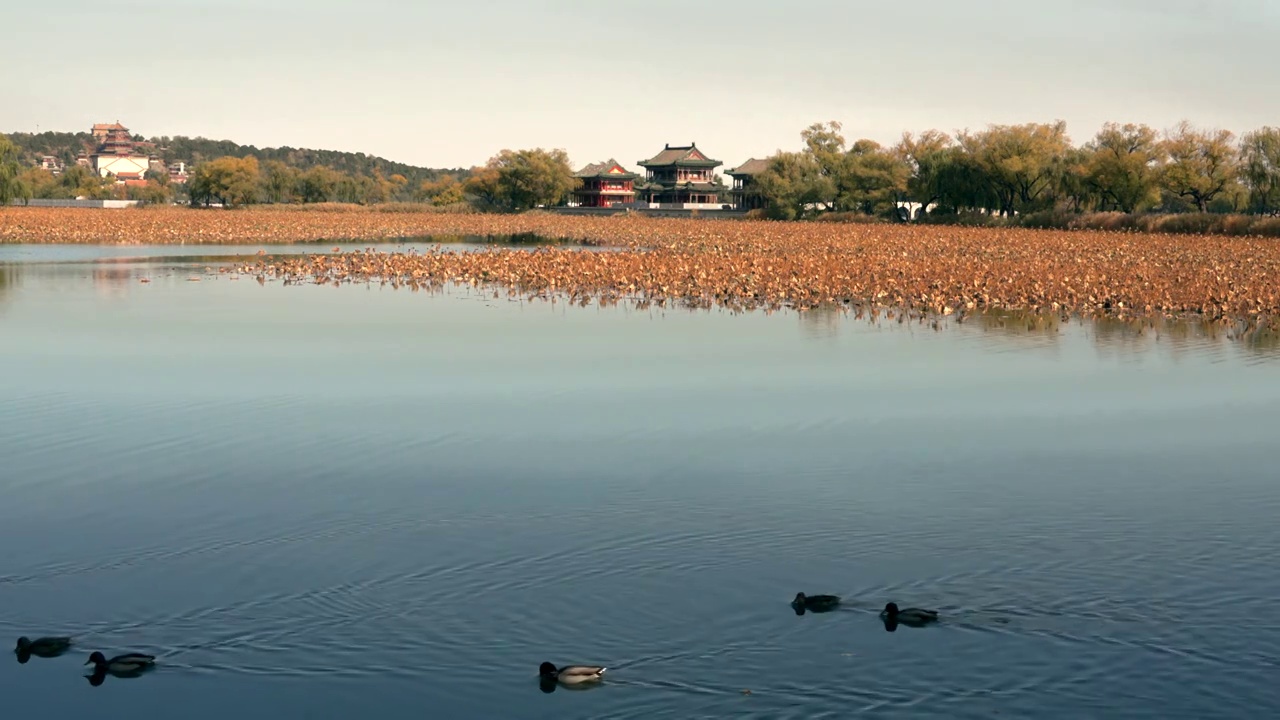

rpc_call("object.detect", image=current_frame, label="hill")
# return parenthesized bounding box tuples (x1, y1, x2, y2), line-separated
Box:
(3, 128, 464, 187)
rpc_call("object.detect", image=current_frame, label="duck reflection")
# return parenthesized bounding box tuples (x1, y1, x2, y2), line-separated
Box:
(85, 664, 153, 687)
(539, 675, 605, 694)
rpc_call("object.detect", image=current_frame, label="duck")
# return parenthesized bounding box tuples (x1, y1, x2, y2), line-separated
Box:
(880, 602, 939, 626)
(792, 592, 841, 612)
(15, 636, 73, 657)
(539, 661, 606, 685)
(85, 651, 156, 675)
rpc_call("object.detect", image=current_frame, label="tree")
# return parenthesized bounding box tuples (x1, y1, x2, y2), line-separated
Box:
(17, 167, 57, 200)
(297, 166, 341, 203)
(798, 121, 845, 210)
(1083, 123, 1164, 212)
(0, 134, 24, 205)
(841, 139, 910, 215)
(956, 121, 1072, 215)
(896, 130, 954, 212)
(127, 179, 174, 205)
(1159, 121, 1237, 212)
(1239, 127, 1280, 215)
(54, 164, 112, 200)
(261, 160, 299, 203)
(471, 148, 579, 211)
(418, 175, 465, 206)
(462, 166, 502, 209)
(188, 155, 261, 207)
(754, 151, 833, 220)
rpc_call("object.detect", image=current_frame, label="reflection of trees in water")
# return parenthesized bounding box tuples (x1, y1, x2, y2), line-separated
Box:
(0, 264, 20, 309)
(965, 309, 1065, 350)
(93, 266, 134, 299)
(1236, 324, 1280, 356)
(1088, 316, 1164, 359)
(1090, 315, 1280, 362)
(798, 303, 844, 340)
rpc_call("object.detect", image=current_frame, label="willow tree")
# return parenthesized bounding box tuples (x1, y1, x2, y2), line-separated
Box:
(1239, 127, 1280, 215)
(188, 155, 262, 207)
(1159, 121, 1237, 212)
(840, 139, 909, 215)
(755, 151, 833, 220)
(956, 121, 1072, 215)
(1083, 123, 1165, 212)
(0, 133, 26, 205)
(896, 130, 954, 211)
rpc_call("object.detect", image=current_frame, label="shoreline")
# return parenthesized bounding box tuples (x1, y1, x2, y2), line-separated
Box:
(3, 206, 1278, 329)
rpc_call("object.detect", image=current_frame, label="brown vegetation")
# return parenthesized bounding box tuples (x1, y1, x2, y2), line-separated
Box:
(2, 206, 1276, 328)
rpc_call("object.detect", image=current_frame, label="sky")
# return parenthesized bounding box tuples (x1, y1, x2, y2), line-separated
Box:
(4, 0, 1278, 172)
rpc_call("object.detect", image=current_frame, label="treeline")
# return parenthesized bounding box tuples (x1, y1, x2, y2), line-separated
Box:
(188, 148, 580, 210)
(2, 130, 461, 188)
(1, 129, 465, 206)
(153, 135, 462, 188)
(751, 121, 1280, 227)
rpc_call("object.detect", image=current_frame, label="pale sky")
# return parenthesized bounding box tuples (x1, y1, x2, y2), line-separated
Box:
(4, 0, 1278, 172)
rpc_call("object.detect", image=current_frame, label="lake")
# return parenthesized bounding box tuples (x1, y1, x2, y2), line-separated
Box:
(2, 242, 1279, 719)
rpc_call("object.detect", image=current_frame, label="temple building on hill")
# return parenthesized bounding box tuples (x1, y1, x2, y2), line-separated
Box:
(39, 155, 64, 175)
(725, 158, 770, 211)
(92, 122, 128, 142)
(89, 121, 150, 180)
(571, 159, 638, 207)
(636, 143, 724, 207)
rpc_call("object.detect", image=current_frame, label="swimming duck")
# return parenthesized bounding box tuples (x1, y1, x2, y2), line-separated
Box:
(792, 592, 841, 612)
(880, 602, 938, 626)
(15, 636, 73, 657)
(85, 651, 156, 675)
(539, 662, 606, 685)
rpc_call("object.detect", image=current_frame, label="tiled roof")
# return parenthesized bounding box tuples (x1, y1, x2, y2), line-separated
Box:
(575, 159, 638, 179)
(638, 143, 722, 168)
(726, 158, 770, 176)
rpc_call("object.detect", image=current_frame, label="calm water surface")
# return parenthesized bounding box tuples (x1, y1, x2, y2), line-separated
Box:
(2, 244, 1279, 719)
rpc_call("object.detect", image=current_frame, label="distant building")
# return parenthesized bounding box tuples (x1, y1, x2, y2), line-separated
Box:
(167, 161, 188, 184)
(92, 122, 128, 142)
(89, 121, 150, 181)
(38, 155, 64, 175)
(636, 143, 724, 207)
(571, 159, 638, 208)
(725, 158, 770, 211)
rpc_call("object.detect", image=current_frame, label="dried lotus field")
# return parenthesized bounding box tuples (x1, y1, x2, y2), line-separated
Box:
(3, 205, 1278, 329)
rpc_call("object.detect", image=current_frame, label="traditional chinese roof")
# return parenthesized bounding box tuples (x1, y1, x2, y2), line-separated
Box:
(575, 159, 639, 180)
(93, 122, 128, 132)
(638, 143, 722, 169)
(725, 158, 770, 177)
(115, 172, 143, 180)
